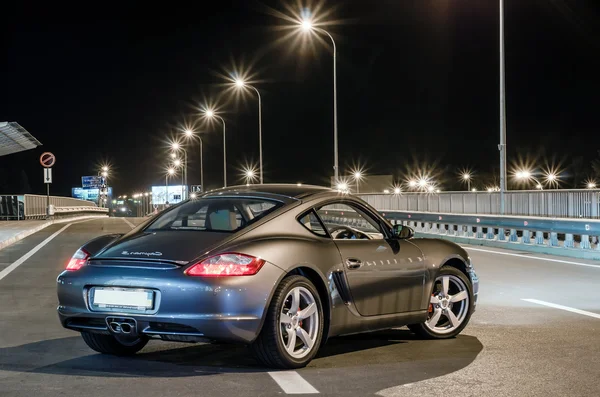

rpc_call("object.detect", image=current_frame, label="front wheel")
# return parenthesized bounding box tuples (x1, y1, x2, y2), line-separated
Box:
(408, 266, 474, 339)
(251, 275, 324, 369)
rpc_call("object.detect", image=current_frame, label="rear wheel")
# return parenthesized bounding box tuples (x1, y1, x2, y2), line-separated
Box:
(81, 332, 149, 356)
(408, 266, 473, 339)
(251, 275, 324, 369)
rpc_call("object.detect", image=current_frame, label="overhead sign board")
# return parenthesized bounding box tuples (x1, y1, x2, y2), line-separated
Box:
(40, 152, 55, 168)
(72, 187, 113, 202)
(82, 175, 104, 188)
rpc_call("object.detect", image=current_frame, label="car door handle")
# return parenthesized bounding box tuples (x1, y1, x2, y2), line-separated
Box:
(346, 258, 363, 269)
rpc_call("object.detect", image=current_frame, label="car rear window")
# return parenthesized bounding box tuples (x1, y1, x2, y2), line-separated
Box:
(145, 197, 283, 232)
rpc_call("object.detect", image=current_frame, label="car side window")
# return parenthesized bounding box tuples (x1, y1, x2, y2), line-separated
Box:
(316, 203, 385, 240)
(298, 210, 328, 237)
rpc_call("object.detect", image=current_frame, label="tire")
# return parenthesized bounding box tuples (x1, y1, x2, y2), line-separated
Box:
(408, 266, 474, 339)
(81, 331, 149, 356)
(251, 275, 324, 369)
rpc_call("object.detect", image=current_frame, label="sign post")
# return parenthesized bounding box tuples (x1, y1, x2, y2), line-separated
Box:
(40, 152, 56, 218)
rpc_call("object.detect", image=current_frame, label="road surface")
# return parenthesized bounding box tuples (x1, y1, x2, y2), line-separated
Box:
(0, 217, 597, 396)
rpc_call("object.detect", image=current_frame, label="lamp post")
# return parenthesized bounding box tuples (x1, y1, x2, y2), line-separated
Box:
(499, 0, 508, 214)
(166, 167, 175, 206)
(205, 109, 227, 187)
(300, 18, 339, 182)
(184, 129, 204, 193)
(462, 173, 472, 192)
(516, 170, 543, 190)
(352, 171, 362, 193)
(234, 79, 263, 184)
(171, 142, 187, 200)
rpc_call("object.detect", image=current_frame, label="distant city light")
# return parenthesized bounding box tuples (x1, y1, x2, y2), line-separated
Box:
(190, 193, 197, 199)
(101, 166, 108, 172)
(427, 185, 435, 192)
(394, 187, 401, 194)
(171, 142, 180, 151)
(167, 168, 175, 175)
(462, 173, 471, 180)
(173, 159, 181, 167)
(588, 182, 597, 189)
(185, 129, 194, 137)
(235, 78, 245, 88)
(383, 189, 390, 194)
(408, 180, 417, 187)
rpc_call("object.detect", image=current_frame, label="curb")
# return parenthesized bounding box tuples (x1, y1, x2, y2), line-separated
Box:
(0, 215, 107, 252)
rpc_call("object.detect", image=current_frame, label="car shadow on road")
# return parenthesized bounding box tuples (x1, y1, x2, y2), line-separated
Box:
(0, 328, 482, 378)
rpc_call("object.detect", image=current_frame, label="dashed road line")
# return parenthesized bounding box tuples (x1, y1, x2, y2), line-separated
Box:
(522, 299, 600, 319)
(268, 371, 319, 394)
(121, 217, 136, 229)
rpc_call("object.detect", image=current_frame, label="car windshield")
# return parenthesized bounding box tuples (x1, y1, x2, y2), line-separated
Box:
(146, 197, 283, 233)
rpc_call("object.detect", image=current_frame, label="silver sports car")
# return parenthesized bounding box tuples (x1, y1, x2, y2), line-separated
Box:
(57, 184, 479, 368)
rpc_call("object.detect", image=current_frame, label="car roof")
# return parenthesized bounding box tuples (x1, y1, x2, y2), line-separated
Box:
(202, 183, 335, 201)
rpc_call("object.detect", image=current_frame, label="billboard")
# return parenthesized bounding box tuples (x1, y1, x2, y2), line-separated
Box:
(72, 187, 113, 202)
(151, 185, 187, 205)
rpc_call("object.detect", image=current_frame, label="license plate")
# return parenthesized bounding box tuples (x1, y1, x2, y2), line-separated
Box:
(91, 287, 154, 310)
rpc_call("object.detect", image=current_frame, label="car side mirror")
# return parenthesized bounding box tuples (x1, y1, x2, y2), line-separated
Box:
(393, 224, 414, 239)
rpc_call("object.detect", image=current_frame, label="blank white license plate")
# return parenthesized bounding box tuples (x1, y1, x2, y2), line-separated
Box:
(92, 288, 153, 309)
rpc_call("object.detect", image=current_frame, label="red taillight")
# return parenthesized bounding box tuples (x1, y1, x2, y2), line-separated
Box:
(66, 248, 90, 271)
(184, 253, 265, 277)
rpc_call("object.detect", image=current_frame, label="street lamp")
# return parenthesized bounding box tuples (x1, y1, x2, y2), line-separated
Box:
(299, 16, 339, 182)
(462, 172, 472, 191)
(204, 108, 227, 187)
(244, 169, 256, 184)
(171, 142, 187, 200)
(587, 182, 597, 189)
(166, 167, 176, 205)
(351, 170, 363, 193)
(184, 128, 204, 193)
(515, 169, 543, 190)
(234, 78, 263, 184)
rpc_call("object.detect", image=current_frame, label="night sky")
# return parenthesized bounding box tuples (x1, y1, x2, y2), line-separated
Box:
(1, 0, 599, 196)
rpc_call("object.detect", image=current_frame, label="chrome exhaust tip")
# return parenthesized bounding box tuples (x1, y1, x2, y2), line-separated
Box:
(106, 317, 137, 335)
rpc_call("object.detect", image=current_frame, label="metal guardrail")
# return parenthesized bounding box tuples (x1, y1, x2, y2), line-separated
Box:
(321, 209, 600, 252)
(358, 189, 600, 219)
(23, 194, 98, 218)
(0, 194, 106, 219)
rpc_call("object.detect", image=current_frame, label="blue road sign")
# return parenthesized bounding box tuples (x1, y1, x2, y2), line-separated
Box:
(82, 176, 103, 188)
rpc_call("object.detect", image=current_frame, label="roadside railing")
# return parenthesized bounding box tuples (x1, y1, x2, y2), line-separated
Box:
(0, 194, 108, 220)
(358, 189, 600, 219)
(320, 208, 600, 259)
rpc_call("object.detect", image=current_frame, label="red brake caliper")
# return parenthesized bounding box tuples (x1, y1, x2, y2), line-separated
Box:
(428, 294, 434, 313)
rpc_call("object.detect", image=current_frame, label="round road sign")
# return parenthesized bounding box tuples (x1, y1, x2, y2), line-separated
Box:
(40, 152, 56, 168)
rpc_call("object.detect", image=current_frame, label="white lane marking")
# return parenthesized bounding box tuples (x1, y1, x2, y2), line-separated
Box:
(0, 223, 73, 282)
(461, 246, 600, 269)
(522, 299, 600, 319)
(121, 217, 136, 229)
(268, 371, 319, 394)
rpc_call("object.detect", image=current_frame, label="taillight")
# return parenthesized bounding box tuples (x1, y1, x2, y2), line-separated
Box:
(184, 253, 265, 277)
(66, 248, 90, 271)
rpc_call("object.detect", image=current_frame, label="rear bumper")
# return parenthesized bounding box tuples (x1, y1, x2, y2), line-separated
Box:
(56, 262, 284, 344)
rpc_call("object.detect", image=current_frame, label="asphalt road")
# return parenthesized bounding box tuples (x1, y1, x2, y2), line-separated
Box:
(0, 217, 598, 396)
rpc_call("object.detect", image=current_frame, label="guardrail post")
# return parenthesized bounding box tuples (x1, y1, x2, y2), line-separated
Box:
(522, 230, 531, 244)
(498, 228, 506, 241)
(534, 231, 544, 245)
(485, 227, 494, 240)
(548, 232, 559, 247)
(456, 225, 463, 237)
(580, 235, 591, 250)
(509, 229, 518, 242)
(431, 223, 439, 234)
(447, 224, 455, 236)
(476, 226, 483, 239)
(466, 226, 474, 238)
(424, 222, 431, 233)
(564, 234, 575, 248)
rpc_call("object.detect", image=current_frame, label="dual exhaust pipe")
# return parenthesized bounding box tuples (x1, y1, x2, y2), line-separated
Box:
(106, 317, 137, 335)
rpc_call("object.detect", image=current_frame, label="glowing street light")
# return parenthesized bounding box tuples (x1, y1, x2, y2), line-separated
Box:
(408, 180, 417, 189)
(183, 127, 204, 192)
(204, 108, 227, 187)
(102, 166, 108, 172)
(173, 159, 181, 167)
(515, 169, 542, 190)
(297, 16, 339, 181)
(587, 182, 597, 189)
(233, 77, 263, 183)
(167, 168, 175, 176)
(461, 172, 472, 191)
(351, 169, 363, 193)
(393, 187, 401, 195)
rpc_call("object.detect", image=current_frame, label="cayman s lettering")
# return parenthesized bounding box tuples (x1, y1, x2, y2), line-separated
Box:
(121, 250, 162, 257)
